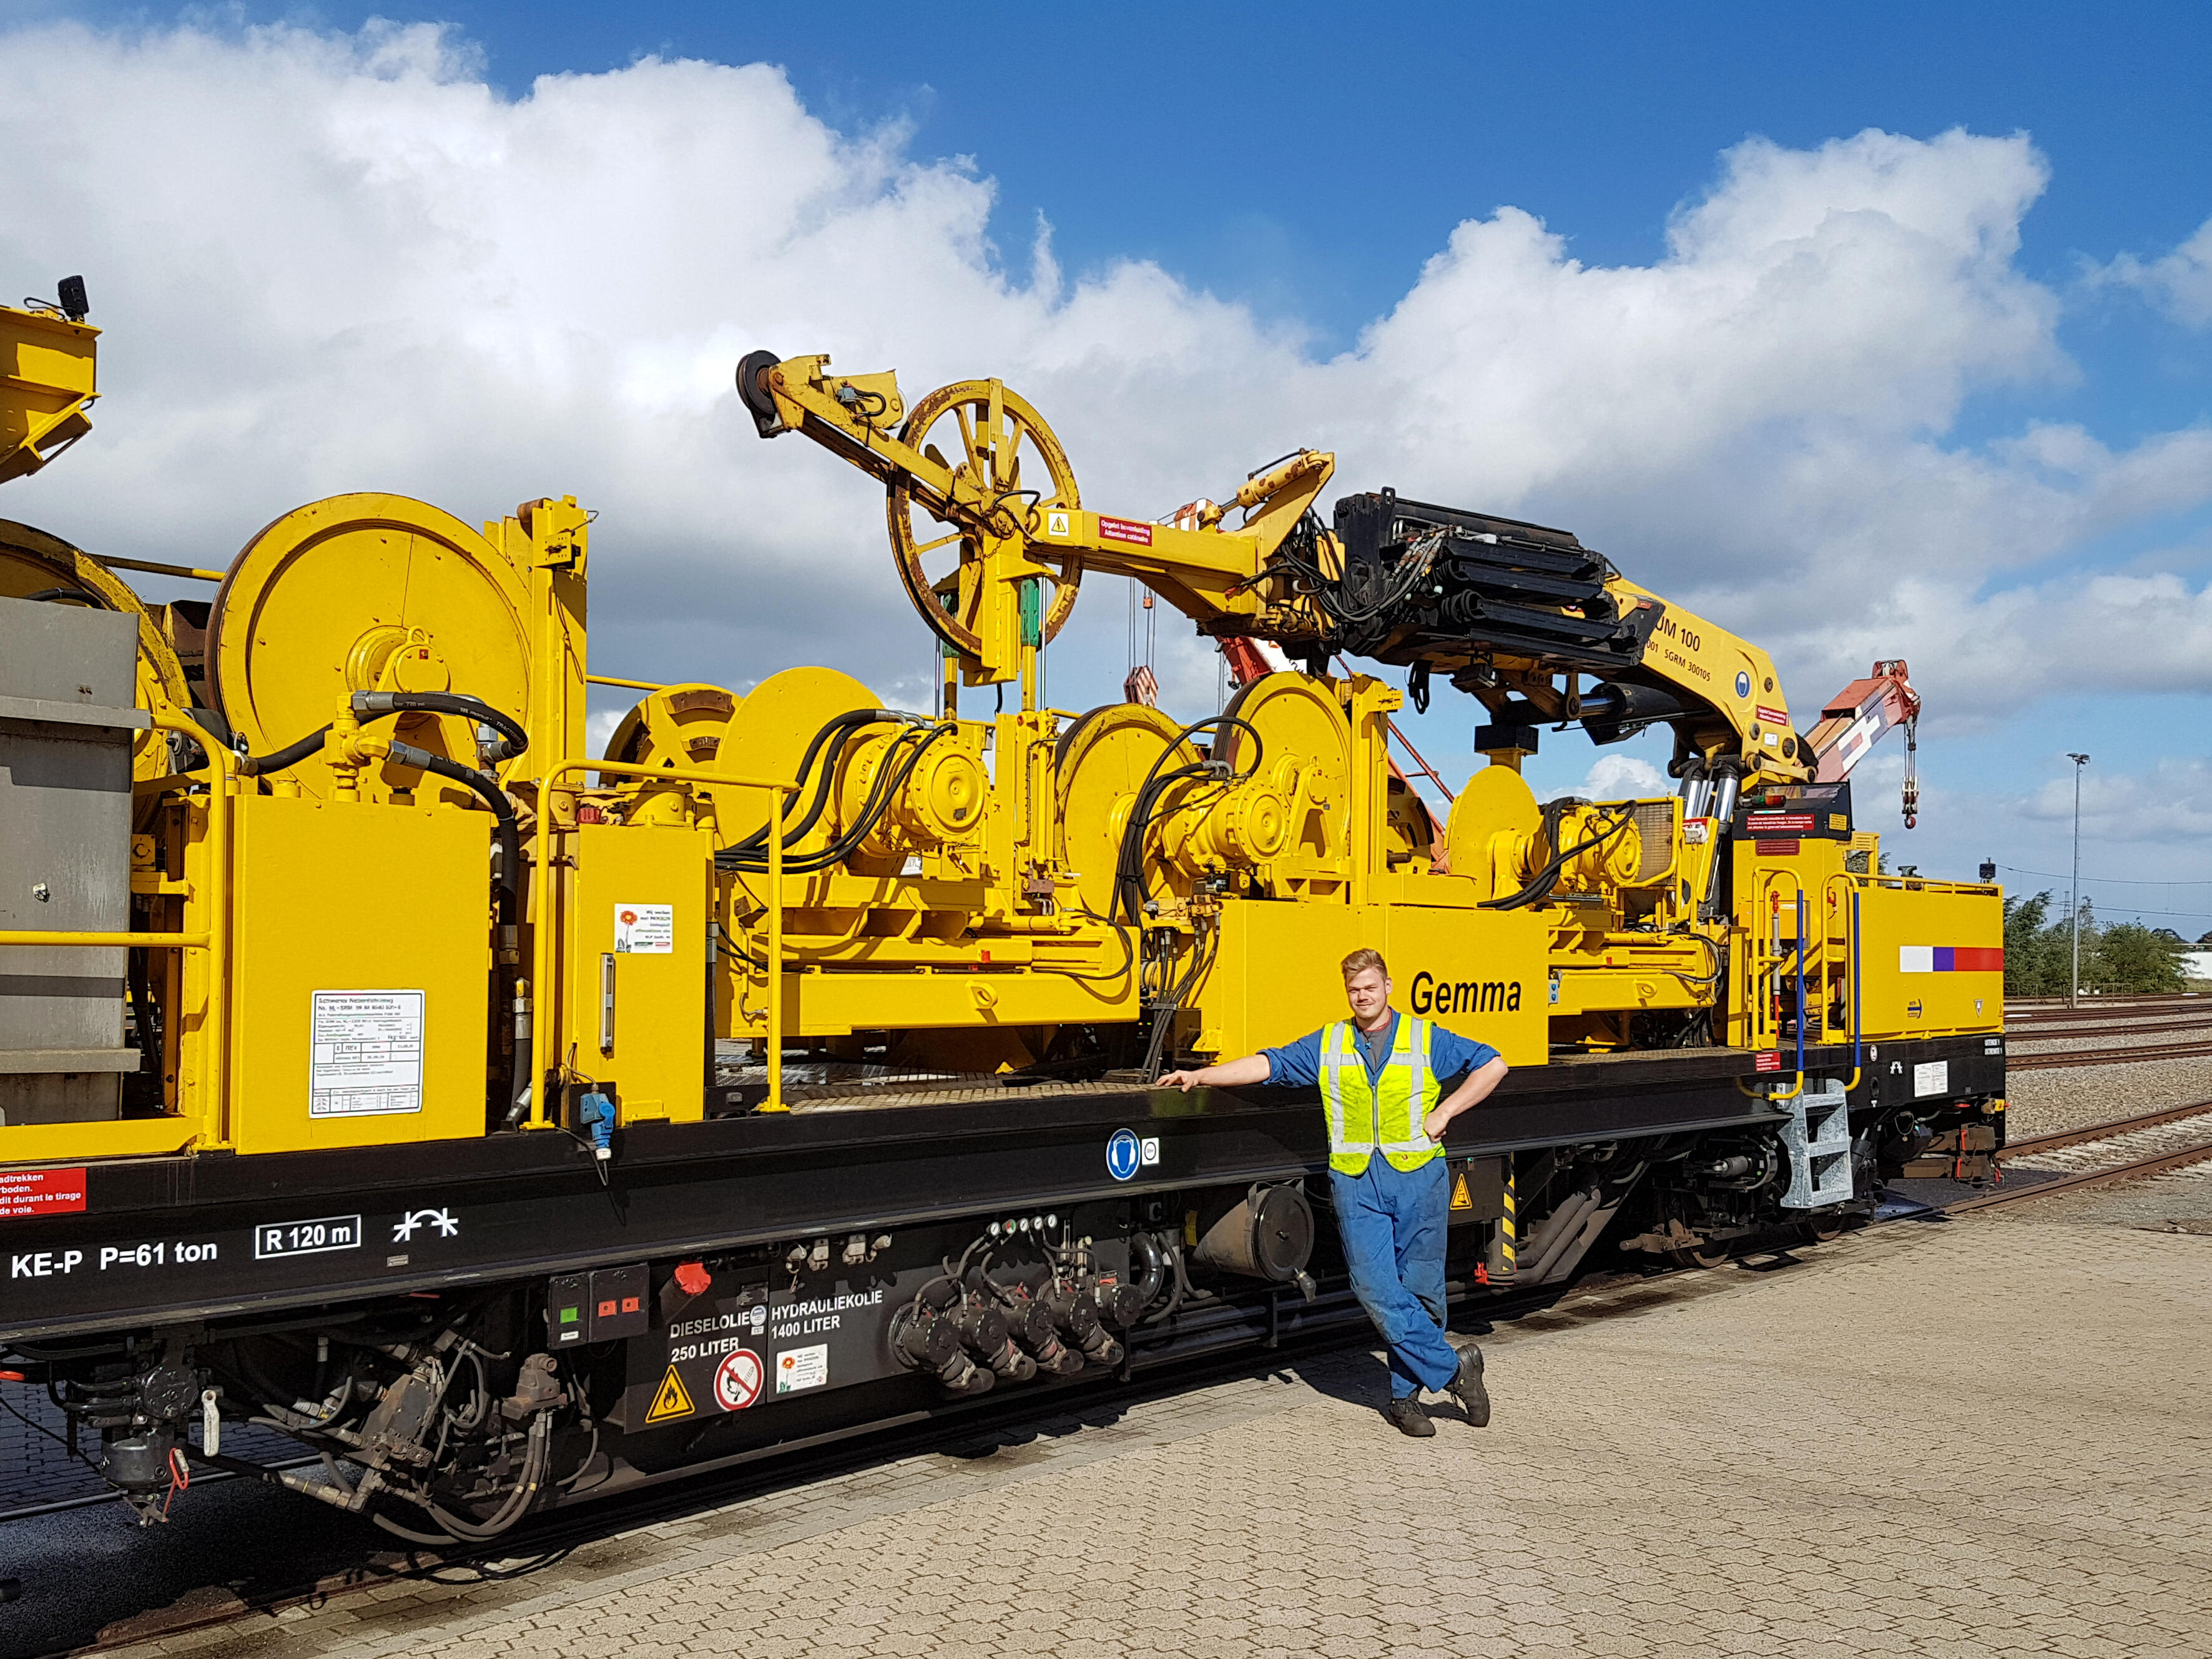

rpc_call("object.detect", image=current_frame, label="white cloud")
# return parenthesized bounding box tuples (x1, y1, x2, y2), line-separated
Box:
(1, 18, 2209, 752)
(2092, 214, 2212, 329)
(2020, 757, 2212, 843)
(1577, 754, 1669, 800)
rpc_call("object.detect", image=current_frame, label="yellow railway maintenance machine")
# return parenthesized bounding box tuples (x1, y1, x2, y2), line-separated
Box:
(0, 298, 2004, 1532)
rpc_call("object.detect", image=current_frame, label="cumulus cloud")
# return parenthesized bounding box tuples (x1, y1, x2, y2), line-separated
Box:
(2020, 757, 2212, 843)
(1577, 754, 1669, 799)
(2092, 214, 2212, 329)
(1, 16, 2208, 748)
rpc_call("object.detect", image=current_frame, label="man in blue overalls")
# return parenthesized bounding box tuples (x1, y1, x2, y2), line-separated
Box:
(1159, 947, 1509, 1436)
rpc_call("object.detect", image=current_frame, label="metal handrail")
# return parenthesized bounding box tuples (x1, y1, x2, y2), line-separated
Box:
(0, 711, 235, 1140)
(531, 757, 799, 1124)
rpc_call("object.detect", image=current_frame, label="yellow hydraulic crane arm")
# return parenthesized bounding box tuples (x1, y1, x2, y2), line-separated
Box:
(739, 350, 1808, 784)
(738, 352, 1335, 686)
(2, 283, 98, 486)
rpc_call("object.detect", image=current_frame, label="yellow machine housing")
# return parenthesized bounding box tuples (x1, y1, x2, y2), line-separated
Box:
(0, 325, 2004, 1172)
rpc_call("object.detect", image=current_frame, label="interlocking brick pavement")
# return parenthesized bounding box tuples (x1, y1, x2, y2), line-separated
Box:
(110, 1214, 2212, 1658)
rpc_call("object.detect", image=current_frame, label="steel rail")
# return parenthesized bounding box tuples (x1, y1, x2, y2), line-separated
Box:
(1995, 1100, 2212, 1161)
(2004, 1016, 2212, 1040)
(2006, 1040, 2212, 1071)
(1948, 1138, 2212, 1211)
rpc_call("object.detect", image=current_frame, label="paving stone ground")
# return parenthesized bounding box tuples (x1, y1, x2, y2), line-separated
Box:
(106, 1211, 2212, 1659)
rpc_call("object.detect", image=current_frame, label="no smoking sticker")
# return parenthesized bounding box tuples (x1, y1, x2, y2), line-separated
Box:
(714, 1348, 764, 1411)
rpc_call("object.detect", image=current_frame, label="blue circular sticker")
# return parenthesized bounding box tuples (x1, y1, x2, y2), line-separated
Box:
(1734, 671, 1751, 699)
(1106, 1128, 1142, 1182)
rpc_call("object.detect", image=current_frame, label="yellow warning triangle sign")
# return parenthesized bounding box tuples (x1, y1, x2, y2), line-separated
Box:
(1450, 1171, 1473, 1211)
(644, 1365, 695, 1423)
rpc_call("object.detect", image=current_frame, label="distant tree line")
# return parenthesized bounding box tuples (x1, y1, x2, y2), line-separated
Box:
(2002, 892, 2191, 996)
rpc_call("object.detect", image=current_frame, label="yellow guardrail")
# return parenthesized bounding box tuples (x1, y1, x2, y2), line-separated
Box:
(0, 711, 235, 1140)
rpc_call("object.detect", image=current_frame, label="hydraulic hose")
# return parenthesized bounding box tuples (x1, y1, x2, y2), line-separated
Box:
(386, 743, 519, 923)
(353, 691, 529, 762)
(1482, 807, 1634, 911)
(19, 586, 106, 607)
(236, 692, 528, 778)
(715, 707, 912, 869)
(236, 726, 333, 777)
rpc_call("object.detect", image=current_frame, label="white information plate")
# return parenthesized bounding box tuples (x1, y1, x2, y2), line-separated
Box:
(1912, 1060, 1950, 1098)
(310, 990, 425, 1117)
(775, 1343, 829, 1394)
(614, 903, 674, 954)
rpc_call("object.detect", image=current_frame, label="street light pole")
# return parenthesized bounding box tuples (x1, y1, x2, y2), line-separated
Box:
(2067, 752, 2090, 1008)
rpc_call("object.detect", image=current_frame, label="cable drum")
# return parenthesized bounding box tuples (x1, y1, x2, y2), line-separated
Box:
(205, 494, 531, 803)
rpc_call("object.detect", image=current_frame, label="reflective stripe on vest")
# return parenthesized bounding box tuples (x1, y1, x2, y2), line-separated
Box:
(1317, 1015, 1443, 1176)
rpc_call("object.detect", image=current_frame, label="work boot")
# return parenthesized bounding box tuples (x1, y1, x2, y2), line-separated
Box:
(1448, 1344, 1491, 1427)
(1381, 1396, 1435, 1437)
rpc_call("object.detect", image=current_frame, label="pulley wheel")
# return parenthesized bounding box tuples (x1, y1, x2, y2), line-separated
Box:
(207, 494, 530, 800)
(604, 682, 743, 827)
(1054, 702, 1202, 922)
(889, 379, 1082, 662)
(0, 518, 190, 780)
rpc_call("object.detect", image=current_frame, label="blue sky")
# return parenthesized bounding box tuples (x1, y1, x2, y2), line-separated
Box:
(6, 2, 2211, 927)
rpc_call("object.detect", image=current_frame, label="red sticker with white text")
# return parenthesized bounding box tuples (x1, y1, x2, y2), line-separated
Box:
(0, 1168, 87, 1218)
(1098, 516, 1154, 546)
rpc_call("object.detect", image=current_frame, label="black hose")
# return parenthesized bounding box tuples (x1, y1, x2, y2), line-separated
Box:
(386, 744, 518, 923)
(719, 719, 950, 877)
(353, 691, 528, 762)
(236, 725, 332, 777)
(1481, 807, 1634, 911)
(1110, 714, 1266, 928)
(715, 708, 899, 867)
(18, 586, 105, 607)
(238, 693, 529, 779)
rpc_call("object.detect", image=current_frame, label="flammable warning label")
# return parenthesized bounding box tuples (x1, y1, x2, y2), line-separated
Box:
(644, 1366, 695, 1424)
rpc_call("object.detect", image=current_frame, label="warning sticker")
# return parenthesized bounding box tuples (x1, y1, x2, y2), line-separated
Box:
(310, 992, 424, 1117)
(0, 1168, 87, 1218)
(776, 1344, 828, 1395)
(645, 1366, 696, 1423)
(1045, 510, 1071, 538)
(714, 1349, 765, 1411)
(614, 904, 674, 954)
(1097, 515, 1154, 547)
(1449, 1171, 1473, 1211)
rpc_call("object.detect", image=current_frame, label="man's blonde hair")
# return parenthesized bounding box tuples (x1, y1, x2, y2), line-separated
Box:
(1340, 947, 1388, 982)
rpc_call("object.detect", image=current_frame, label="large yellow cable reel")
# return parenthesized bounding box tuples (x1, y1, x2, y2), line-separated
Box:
(1054, 704, 1204, 922)
(0, 518, 190, 782)
(206, 494, 531, 804)
(1212, 672, 1352, 889)
(888, 380, 1082, 684)
(684, 666, 985, 889)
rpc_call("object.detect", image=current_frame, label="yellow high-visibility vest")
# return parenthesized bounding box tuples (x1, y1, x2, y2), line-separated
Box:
(1318, 1015, 1443, 1176)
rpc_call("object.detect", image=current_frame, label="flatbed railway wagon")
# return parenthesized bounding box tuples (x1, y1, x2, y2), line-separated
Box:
(0, 312, 2005, 1536)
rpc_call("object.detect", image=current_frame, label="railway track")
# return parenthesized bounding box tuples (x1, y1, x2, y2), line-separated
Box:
(2003, 1015, 2212, 1040)
(2009, 994, 2208, 1013)
(1947, 1100, 2212, 1213)
(2004, 1038, 2212, 1071)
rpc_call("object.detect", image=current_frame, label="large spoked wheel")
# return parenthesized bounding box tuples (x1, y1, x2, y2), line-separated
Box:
(888, 380, 1083, 661)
